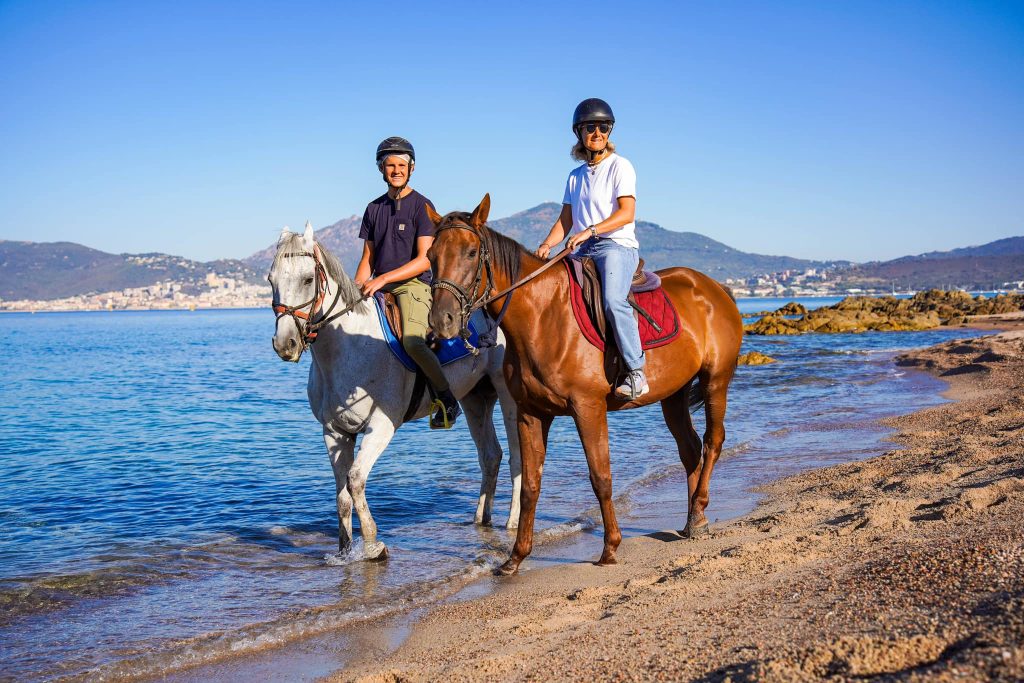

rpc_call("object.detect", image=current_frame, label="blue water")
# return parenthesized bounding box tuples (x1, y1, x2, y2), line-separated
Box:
(0, 301, 985, 680)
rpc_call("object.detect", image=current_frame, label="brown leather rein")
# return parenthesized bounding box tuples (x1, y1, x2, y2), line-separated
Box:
(431, 219, 572, 340)
(272, 243, 365, 349)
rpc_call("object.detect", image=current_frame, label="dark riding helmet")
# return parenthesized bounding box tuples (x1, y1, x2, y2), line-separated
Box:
(572, 98, 615, 137)
(375, 136, 415, 165)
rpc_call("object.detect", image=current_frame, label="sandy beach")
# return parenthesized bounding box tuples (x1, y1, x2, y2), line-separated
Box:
(326, 324, 1024, 682)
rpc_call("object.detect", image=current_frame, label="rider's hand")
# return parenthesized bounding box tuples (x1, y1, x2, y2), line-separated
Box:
(566, 231, 590, 251)
(360, 276, 388, 297)
(535, 242, 552, 259)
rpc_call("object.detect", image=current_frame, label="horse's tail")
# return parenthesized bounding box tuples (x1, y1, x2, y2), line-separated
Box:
(686, 375, 706, 414)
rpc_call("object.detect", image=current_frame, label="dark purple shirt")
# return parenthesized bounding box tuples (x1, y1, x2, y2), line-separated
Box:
(359, 190, 435, 284)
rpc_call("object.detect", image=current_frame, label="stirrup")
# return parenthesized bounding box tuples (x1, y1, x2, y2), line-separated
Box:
(614, 370, 650, 401)
(429, 397, 461, 430)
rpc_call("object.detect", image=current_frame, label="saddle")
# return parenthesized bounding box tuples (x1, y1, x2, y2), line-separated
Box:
(565, 257, 681, 353)
(373, 291, 485, 370)
(378, 291, 406, 344)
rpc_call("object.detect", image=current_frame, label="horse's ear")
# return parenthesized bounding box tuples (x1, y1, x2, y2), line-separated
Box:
(278, 227, 290, 244)
(470, 193, 491, 227)
(302, 221, 315, 248)
(425, 203, 443, 226)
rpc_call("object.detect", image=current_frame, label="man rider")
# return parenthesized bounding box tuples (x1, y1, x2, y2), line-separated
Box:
(354, 137, 461, 428)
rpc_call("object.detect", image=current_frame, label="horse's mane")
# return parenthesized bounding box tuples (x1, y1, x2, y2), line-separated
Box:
(439, 212, 526, 284)
(274, 232, 367, 312)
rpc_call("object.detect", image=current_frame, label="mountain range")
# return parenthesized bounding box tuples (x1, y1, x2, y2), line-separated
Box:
(241, 202, 849, 278)
(2, 204, 1021, 301)
(0, 241, 263, 301)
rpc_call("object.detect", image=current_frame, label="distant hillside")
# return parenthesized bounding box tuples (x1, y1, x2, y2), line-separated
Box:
(0, 241, 264, 301)
(7, 211, 1020, 302)
(489, 203, 845, 278)
(246, 202, 845, 279)
(244, 215, 363, 274)
(841, 237, 1024, 290)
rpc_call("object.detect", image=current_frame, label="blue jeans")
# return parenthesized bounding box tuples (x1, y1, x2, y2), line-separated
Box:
(578, 238, 644, 371)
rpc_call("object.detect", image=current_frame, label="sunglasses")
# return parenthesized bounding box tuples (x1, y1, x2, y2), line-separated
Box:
(581, 122, 612, 134)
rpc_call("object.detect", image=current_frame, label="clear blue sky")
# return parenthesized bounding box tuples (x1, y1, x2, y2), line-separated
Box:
(1, 1, 1022, 263)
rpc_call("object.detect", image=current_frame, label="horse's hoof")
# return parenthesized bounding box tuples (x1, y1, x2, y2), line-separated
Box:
(495, 559, 519, 576)
(365, 542, 389, 561)
(505, 521, 519, 531)
(683, 521, 710, 539)
(596, 555, 618, 566)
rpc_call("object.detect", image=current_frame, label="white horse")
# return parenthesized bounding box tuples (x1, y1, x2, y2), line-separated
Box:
(269, 223, 521, 560)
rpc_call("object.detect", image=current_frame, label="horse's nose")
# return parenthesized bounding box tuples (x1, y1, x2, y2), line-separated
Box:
(272, 335, 299, 359)
(435, 310, 456, 338)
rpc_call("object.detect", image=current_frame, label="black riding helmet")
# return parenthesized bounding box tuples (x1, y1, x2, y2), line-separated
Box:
(572, 98, 615, 139)
(376, 137, 415, 209)
(376, 136, 415, 165)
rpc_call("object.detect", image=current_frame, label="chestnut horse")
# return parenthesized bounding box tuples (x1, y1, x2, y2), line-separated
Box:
(426, 195, 743, 575)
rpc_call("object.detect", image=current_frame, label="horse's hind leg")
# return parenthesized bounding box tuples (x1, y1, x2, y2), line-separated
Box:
(688, 366, 736, 537)
(572, 402, 621, 566)
(492, 371, 522, 530)
(323, 425, 356, 552)
(461, 379, 501, 526)
(660, 382, 703, 528)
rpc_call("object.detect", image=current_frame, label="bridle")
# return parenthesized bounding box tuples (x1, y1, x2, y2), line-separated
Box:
(271, 243, 363, 350)
(431, 219, 572, 343)
(431, 220, 499, 343)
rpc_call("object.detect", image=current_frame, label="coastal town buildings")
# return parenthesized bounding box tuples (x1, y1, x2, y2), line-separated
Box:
(0, 277, 271, 312)
(2, 269, 1020, 313)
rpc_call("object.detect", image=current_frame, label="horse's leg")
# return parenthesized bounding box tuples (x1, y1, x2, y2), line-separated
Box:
(460, 379, 501, 526)
(323, 425, 356, 552)
(660, 383, 703, 528)
(497, 409, 551, 575)
(572, 402, 621, 565)
(348, 410, 398, 560)
(493, 372, 522, 530)
(688, 367, 736, 537)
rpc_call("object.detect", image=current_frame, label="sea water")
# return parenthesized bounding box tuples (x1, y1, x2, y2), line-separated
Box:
(0, 302, 983, 680)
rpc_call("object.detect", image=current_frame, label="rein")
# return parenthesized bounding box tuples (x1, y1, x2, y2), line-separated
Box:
(431, 220, 572, 344)
(272, 243, 364, 349)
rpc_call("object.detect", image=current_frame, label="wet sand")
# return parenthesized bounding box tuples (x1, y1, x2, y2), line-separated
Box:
(328, 325, 1024, 682)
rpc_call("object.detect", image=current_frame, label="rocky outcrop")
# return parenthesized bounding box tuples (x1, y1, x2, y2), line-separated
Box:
(737, 351, 778, 365)
(745, 290, 1024, 335)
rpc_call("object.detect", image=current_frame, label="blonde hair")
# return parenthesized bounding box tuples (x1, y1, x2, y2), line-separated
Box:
(571, 140, 616, 163)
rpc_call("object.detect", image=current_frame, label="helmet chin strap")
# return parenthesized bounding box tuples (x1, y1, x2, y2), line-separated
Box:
(383, 169, 411, 211)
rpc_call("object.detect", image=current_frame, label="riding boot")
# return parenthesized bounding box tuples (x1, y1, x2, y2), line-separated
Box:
(430, 388, 462, 430)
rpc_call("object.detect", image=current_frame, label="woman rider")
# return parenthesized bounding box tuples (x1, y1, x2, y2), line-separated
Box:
(536, 98, 648, 399)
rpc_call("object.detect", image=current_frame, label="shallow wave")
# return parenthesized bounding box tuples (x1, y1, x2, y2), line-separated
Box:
(73, 564, 495, 682)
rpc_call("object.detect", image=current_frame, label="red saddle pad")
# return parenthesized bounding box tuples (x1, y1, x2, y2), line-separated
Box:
(564, 261, 681, 352)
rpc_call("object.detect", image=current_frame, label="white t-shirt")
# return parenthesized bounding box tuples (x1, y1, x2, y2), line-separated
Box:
(561, 153, 638, 249)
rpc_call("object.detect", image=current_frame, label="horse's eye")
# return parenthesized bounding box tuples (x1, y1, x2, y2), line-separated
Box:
(467, 249, 478, 258)
(304, 277, 314, 286)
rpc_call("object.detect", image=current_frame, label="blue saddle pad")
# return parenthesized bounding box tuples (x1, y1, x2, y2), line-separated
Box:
(373, 295, 481, 373)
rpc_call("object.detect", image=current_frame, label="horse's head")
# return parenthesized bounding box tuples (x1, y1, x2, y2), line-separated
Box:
(427, 194, 492, 339)
(268, 222, 321, 362)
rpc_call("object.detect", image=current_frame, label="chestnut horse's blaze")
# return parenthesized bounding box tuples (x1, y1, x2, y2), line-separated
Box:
(427, 195, 744, 576)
